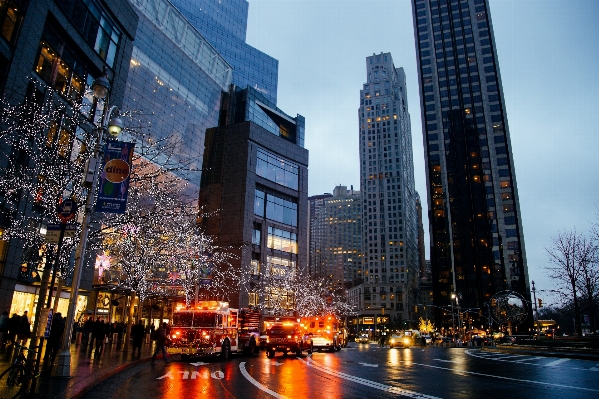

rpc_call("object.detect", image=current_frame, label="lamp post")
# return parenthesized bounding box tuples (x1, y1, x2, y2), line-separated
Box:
(54, 74, 123, 377)
(531, 280, 539, 331)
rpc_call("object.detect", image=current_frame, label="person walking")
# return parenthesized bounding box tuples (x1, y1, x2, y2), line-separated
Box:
(91, 318, 107, 354)
(45, 312, 65, 366)
(7, 313, 19, 347)
(0, 311, 8, 348)
(151, 323, 169, 364)
(17, 311, 31, 345)
(131, 320, 145, 357)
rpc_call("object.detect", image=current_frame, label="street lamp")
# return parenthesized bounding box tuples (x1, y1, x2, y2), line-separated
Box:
(54, 73, 124, 377)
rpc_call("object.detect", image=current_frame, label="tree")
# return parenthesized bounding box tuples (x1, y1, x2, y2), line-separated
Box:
(418, 317, 435, 334)
(545, 229, 595, 335)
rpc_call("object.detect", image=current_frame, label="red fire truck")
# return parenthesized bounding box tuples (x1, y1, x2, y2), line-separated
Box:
(166, 301, 261, 360)
(301, 315, 346, 352)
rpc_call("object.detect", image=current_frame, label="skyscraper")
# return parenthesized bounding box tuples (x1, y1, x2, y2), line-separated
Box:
(411, 0, 531, 330)
(309, 186, 362, 290)
(352, 52, 419, 330)
(169, 0, 279, 104)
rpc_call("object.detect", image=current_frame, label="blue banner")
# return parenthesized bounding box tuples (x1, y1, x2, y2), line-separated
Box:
(95, 141, 135, 214)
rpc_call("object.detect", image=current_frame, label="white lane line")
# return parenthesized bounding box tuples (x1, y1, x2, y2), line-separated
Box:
(298, 356, 442, 399)
(434, 359, 457, 363)
(239, 362, 288, 399)
(514, 356, 545, 363)
(544, 358, 570, 367)
(405, 361, 599, 393)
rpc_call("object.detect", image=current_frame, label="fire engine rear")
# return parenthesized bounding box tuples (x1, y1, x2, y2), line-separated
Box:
(166, 301, 260, 359)
(265, 323, 313, 358)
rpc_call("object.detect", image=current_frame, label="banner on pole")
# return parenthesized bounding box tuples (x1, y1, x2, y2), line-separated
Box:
(95, 141, 135, 214)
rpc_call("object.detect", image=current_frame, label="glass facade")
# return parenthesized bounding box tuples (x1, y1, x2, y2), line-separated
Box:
(172, 0, 279, 104)
(412, 0, 530, 325)
(125, 0, 232, 190)
(170, 0, 279, 104)
(256, 148, 299, 190)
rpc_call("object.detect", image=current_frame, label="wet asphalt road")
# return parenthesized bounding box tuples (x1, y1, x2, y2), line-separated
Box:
(81, 343, 599, 399)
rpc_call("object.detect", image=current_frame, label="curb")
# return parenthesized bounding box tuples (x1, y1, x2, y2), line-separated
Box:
(68, 356, 152, 399)
(481, 345, 599, 361)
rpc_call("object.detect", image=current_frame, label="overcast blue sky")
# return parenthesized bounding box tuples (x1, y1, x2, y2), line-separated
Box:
(246, 0, 599, 305)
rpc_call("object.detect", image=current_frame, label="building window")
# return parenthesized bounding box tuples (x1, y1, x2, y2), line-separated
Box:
(256, 148, 299, 190)
(267, 226, 298, 254)
(55, 0, 121, 67)
(0, 0, 22, 45)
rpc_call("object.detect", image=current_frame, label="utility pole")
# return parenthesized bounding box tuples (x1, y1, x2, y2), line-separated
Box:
(531, 280, 539, 331)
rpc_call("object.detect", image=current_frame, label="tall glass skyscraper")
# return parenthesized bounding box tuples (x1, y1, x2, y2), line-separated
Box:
(411, 0, 531, 330)
(356, 52, 419, 328)
(169, 0, 279, 104)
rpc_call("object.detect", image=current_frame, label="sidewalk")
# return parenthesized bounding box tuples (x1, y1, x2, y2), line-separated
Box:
(0, 339, 156, 399)
(481, 344, 599, 361)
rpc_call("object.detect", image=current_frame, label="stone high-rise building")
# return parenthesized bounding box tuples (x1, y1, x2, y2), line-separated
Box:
(349, 52, 420, 332)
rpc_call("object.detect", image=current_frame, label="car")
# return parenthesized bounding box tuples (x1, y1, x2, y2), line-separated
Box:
(423, 335, 432, 345)
(388, 334, 410, 348)
(355, 334, 369, 344)
(498, 335, 516, 345)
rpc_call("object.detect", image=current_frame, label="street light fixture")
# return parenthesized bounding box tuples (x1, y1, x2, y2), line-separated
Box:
(54, 72, 124, 377)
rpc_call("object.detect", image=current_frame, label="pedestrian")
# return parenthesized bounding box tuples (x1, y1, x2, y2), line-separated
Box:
(45, 312, 65, 365)
(7, 313, 19, 347)
(151, 322, 170, 364)
(0, 311, 8, 348)
(17, 311, 31, 345)
(131, 320, 145, 357)
(91, 318, 107, 354)
(83, 317, 93, 343)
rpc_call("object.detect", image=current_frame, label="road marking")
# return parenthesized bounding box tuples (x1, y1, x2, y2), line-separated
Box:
(589, 364, 599, 372)
(359, 362, 379, 367)
(156, 372, 174, 380)
(190, 361, 210, 366)
(433, 359, 456, 363)
(271, 361, 284, 366)
(405, 361, 599, 393)
(211, 370, 224, 379)
(239, 362, 288, 399)
(299, 356, 441, 399)
(513, 357, 545, 363)
(545, 358, 570, 367)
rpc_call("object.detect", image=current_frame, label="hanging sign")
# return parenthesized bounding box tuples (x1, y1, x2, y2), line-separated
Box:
(95, 141, 135, 214)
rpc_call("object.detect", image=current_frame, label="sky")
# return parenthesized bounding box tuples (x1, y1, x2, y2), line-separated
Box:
(245, 0, 599, 306)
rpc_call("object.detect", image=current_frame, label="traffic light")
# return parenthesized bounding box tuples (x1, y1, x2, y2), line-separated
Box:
(538, 298, 543, 308)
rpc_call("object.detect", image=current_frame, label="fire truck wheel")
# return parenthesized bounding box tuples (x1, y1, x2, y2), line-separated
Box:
(267, 349, 275, 358)
(181, 354, 190, 361)
(295, 345, 302, 357)
(308, 342, 313, 354)
(220, 340, 230, 360)
(329, 341, 336, 352)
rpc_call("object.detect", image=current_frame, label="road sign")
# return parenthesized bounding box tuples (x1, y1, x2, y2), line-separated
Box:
(45, 224, 78, 243)
(57, 199, 78, 223)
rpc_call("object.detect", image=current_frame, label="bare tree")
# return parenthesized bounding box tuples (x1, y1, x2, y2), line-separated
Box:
(545, 229, 591, 335)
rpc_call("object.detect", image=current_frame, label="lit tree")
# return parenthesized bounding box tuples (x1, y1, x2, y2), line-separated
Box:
(0, 83, 97, 278)
(418, 317, 435, 334)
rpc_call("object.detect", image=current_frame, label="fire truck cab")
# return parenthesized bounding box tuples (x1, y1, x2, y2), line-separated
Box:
(301, 315, 342, 352)
(166, 301, 259, 360)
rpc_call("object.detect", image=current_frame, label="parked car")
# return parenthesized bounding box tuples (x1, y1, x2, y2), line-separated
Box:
(498, 335, 516, 345)
(423, 335, 432, 345)
(388, 334, 411, 348)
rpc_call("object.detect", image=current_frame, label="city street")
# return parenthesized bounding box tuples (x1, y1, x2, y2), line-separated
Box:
(80, 344, 599, 399)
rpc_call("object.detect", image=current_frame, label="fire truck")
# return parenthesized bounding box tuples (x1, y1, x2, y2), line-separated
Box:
(166, 301, 261, 360)
(301, 315, 345, 352)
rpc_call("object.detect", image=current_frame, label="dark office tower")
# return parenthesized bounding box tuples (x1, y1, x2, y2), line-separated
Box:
(198, 86, 308, 309)
(411, 0, 531, 330)
(169, 0, 279, 104)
